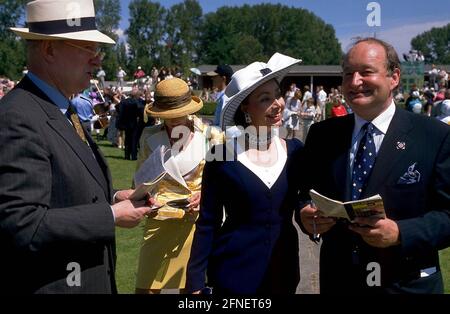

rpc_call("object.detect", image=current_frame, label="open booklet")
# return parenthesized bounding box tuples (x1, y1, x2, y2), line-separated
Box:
(130, 145, 187, 201)
(309, 189, 385, 221)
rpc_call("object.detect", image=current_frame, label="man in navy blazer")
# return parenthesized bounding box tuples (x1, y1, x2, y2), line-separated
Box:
(0, 0, 151, 293)
(299, 37, 450, 294)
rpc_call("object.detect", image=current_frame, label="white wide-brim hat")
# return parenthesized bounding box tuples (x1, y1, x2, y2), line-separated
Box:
(220, 52, 301, 129)
(438, 99, 450, 120)
(10, 0, 115, 44)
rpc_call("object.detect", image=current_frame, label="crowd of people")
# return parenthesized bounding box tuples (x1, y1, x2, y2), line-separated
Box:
(7, 66, 446, 167)
(282, 84, 353, 141)
(281, 79, 450, 144)
(428, 64, 448, 91)
(401, 86, 450, 122)
(94, 64, 200, 93)
(3, 55, 448, 160)
(0, 77, 16, 99)
(0, 0, 449, 296)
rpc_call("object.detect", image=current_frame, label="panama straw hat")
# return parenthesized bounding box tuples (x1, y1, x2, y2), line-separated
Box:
(220, 52, 301, 129)
(10, 0, 115, 44)
(146, 78, 203, 119)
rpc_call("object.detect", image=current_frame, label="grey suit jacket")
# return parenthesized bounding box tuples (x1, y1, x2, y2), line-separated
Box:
(0, 76, 117, 293)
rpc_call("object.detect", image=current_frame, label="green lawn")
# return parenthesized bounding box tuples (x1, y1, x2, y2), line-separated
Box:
(97, 139, 450, 294)
(440, 249, 450, 293)
(96, 140, 143, 293)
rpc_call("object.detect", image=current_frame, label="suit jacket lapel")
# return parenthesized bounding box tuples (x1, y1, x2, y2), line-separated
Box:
(21, 77, 110, 197)
(85, 134, 113, 201)
(331, 115, 354, 202)
(363, 108, 413, 198)
(47, 117, 110, 197)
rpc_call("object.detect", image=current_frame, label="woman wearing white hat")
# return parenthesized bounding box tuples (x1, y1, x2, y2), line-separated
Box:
(186, 53, 305, 294)
(436, 99, 450, 125)
(133, 78, 223, 294)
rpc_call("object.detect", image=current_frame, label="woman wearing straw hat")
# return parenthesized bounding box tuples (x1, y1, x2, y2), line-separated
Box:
(134, 78, 223, 294)
(186, 53, 305, 294)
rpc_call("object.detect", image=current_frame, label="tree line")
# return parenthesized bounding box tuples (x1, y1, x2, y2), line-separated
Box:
(411, 23, 450, 64)
(1, 0, 449, 81)
(1, 0, 341, 80)
(0, 0, 27, 80)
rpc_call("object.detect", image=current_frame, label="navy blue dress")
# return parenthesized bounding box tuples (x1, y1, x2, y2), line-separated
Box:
(186, 138, 304, 294)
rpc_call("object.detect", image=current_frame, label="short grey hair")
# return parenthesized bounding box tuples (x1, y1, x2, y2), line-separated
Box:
(343, 37, 401, 75)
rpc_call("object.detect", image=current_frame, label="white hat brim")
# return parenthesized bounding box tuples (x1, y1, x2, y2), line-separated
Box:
(11, 27, 115, 44)
(220, 53, 301, 129)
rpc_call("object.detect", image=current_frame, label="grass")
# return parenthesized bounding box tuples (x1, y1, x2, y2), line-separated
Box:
(198, 101, 217, 116)
(440, 250, 450, 293)
(97, 138, 450, 294)
(97, 139, 143, 294)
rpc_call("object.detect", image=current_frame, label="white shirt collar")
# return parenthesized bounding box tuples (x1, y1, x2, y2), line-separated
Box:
(353, 99, 396, 139)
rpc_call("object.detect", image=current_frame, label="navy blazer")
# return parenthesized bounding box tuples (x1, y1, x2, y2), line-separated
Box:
(186, 138, 303, 294)
(0, 77, 116, 293)
(299, 108, 450, 294)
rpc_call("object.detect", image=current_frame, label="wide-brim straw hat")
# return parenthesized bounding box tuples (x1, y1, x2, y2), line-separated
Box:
(10, 0, 115, 44)
(146, 78, 203, 119)
(220, 52, 301, 129)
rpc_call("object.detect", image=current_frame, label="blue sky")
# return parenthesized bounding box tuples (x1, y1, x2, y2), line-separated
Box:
(117, 0, 450, 56)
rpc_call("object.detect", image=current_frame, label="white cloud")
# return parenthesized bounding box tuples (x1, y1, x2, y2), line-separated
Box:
(339, 20, 450, 55)
(113, 28, 127, 43)
(114, 28, 124, 37)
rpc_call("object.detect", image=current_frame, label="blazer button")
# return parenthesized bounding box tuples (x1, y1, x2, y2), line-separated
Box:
(92, 196, 98, 203)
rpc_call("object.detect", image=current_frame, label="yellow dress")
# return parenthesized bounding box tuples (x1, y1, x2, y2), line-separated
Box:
(134, 116, 223, 291)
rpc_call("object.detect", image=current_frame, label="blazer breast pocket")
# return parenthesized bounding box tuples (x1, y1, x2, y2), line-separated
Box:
(385, 270, 443, 294)
(383, 182, 426, 220)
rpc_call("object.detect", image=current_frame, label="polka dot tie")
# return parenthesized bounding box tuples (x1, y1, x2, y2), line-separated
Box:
(352, 123, 376, 200)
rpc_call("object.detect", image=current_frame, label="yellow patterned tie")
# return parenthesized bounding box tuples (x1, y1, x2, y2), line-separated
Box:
(67, 104, 87, 143)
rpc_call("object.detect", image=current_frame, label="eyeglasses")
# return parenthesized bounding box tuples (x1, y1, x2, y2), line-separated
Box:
(64, 41, 104, 59)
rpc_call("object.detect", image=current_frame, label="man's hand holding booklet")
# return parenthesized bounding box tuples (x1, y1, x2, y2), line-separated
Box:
(309, 189, 385, 221)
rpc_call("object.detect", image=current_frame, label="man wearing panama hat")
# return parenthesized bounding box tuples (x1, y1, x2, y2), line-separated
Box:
(0, 0, 152, 293)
